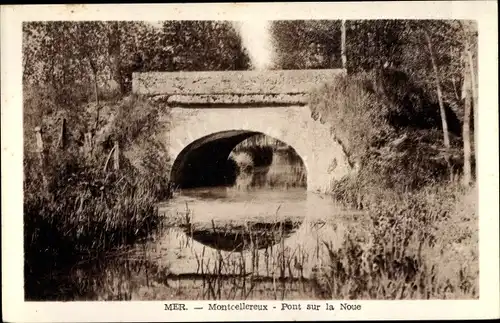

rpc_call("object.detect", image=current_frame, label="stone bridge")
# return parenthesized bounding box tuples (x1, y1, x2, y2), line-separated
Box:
(132, 69, 352, 193)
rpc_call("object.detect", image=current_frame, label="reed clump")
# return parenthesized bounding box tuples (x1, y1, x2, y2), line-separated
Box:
(312, 183, 477, 299)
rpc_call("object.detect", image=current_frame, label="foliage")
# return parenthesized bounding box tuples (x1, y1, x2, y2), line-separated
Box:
(351, 19, 476, 111)
(26, 182, 477, 301)
(309, 69, 468, 208)
(309, 72, 394, 161)
(22, 19, 479, 301)
(23, 21, 110, 105)
(24, 153, 163, 253)
(314, 183, 478, 299)
(23, 21, 251, 106)
(271, 20, 342, 69)
(345, 20, 408, 72)
(23, 93, 173, 299)
(273, 20, 477, 124)
(23, 150, 166, 299)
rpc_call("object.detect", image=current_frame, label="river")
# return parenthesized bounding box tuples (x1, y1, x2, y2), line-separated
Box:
(40, 186, 369, 301)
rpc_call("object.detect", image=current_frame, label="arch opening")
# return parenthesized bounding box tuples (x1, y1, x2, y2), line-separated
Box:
(170, 130, 308, 190)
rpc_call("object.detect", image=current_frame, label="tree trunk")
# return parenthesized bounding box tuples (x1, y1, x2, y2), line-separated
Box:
(108, 22, 124, 95)
(461, 22, 477, 185)
(88, 58, 100, 107)
(48, 24, 57, 90)
(424, 31, 452, 179)
(466, 44, 478, 115)
(461, 22, 478, 112)
(424, 31, 450, 149)
(57, 118, 67, 149)
(113, 141, 120, 171)
(451, 76, 460, 101)
(341, 20, 347, 70)
(466, 39, 478, 183)
(462, 68, 472, 187)
(88, 57, 100, 133)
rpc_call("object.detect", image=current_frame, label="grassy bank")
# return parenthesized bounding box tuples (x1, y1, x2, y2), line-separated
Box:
(23, 94, 171, 299)
(308, 70, 478, 299)
(44, 183, 477, 301)
(311, 183, 478, 299)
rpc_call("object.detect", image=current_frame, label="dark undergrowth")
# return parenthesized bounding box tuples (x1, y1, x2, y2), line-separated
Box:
(308, 69, 478, 299)
(23, 93, 172, 300)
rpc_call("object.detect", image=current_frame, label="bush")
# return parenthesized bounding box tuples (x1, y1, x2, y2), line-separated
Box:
(23, 92, 173, 299)
(105, 95, 172, 185)
(309, 70, 463, 205)
(308, 70, 476, 299)
(23, 94, 171, 255)
(309, 72, 395, 161)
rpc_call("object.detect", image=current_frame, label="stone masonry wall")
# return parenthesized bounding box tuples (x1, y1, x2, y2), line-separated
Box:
(167, 106, 351, 193)
(132, 69, 352, 192)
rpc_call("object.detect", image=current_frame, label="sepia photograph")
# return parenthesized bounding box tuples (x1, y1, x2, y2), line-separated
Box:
(21, 17, 481, 301)
(2, 2, 499, 322)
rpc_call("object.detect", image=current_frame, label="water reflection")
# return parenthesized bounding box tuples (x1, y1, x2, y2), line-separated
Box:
(30, 205, 367, 301)
(153, 187, 364, 282)
(162, 187, 309, 222)
(182, 220, 302, 252)
(161, 187, 307, 251)
(31, 184, 368, 301)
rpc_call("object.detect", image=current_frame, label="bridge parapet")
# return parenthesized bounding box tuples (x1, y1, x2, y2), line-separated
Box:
(132, 69, 346, 97)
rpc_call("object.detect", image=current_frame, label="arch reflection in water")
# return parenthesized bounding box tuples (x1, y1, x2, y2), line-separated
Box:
(181, 219, 303, 252)
(163, 187, 308, 253)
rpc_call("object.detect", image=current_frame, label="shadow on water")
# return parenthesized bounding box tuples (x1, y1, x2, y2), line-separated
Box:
(180, 219, 302, 252)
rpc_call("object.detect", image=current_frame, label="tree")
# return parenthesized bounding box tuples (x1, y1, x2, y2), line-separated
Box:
(274, 20, 473, 179)
(424, 29, 451, 150)
(111, 21, 251, 91)
(271, 20, 341, 69)
(406, 20, 477, 183)
(345, 20, 408, 72)
(401, 21, 476, 179)
(462, 61, 473, 186)
(23, 20, 251, 111)
(23, 22, 109, 106)
(159, 21, 250, 71)
(107, 21, 124, 95)
(341, 20, 347, 69)
(460, 21, 478, 186)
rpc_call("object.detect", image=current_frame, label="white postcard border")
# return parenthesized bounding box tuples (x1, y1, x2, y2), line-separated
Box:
(2, 2, 499, 322)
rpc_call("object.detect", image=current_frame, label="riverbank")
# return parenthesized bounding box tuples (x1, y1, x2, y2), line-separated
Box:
(25, 183, 477, 301)
(307, 71, 478, 298)
(23, 95, 172, 300)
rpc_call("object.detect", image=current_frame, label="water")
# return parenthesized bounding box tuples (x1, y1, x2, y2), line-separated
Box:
(37, 186, 369, 301)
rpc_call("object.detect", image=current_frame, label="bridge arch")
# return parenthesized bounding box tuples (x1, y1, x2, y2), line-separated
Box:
(166, 105, 352, 193)
(170, 130, 308, 189)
